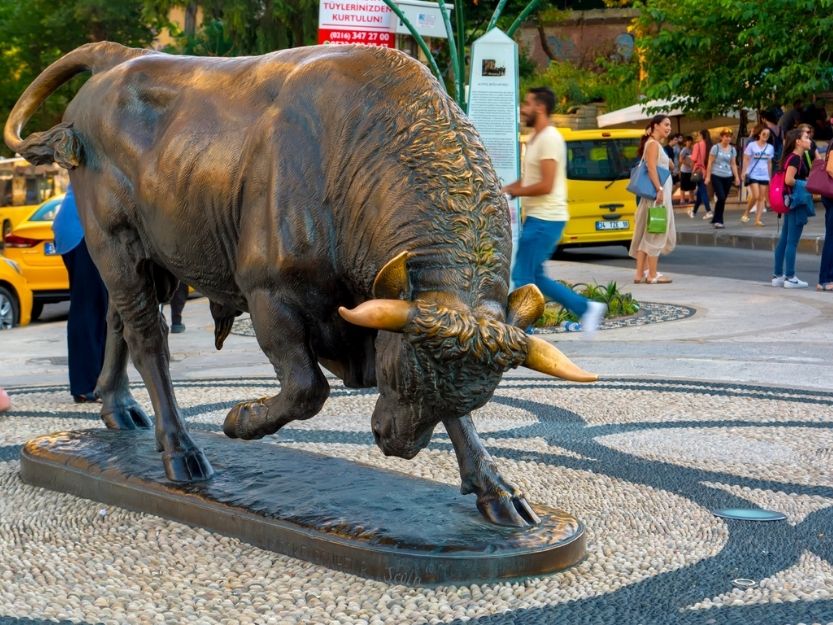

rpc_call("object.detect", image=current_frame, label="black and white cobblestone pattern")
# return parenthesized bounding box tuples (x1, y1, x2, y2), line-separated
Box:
(0, 377, 831, 625)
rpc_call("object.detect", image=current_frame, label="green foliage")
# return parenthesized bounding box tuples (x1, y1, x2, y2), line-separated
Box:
(521, 56, 639, 113)
(0, 0, 163, 156)
(146, 0, 319, 56)
(534, 280, 640, 327)
(634, 0, 833, 115)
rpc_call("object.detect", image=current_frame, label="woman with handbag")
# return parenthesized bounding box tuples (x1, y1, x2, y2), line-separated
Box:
(630, 115, 676, 284)
(690, 128, 712, 218)
(705, 128, 740, 229)
(772, 128, 814, 289)
(740, 127, 774, 226)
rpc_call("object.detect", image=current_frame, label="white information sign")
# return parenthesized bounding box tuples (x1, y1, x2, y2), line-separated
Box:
(394, 0, 452, 39)
(466, 29, 521, 282)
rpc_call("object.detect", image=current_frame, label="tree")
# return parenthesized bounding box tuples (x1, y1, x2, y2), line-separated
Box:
(143, 0, 320, 56)
(633, 0, 833, 116)
(0, 0, 163, 155)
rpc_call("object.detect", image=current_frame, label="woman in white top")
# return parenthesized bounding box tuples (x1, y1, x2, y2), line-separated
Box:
(704, 128, 740, 228)
(630, 115, 677, 284)
(740, 127, 774, 226)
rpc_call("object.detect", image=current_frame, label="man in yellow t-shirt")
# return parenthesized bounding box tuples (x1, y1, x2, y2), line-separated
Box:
(502, 87, 606, 337)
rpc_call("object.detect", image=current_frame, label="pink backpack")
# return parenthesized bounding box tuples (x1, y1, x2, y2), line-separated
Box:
(768, 169, 789, 214)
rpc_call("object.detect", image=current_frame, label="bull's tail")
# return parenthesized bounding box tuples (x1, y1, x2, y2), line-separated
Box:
(4, 41, 155, 169)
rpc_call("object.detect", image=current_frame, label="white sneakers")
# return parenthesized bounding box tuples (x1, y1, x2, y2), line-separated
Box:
(783, 276, 809, 289)
(773, 275, 809, 288)
(580, 301, 608, 339)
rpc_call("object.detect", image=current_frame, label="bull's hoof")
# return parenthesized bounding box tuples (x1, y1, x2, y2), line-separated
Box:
(223, 399, 270, 440)
(162, 447, 214, 482)
(477, 493, 542, 528)
(100, 400, 153, 430)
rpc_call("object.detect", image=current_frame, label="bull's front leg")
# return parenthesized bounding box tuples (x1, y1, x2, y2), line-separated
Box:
(223, 289, 329, 439)
(443, 415, 541, 528)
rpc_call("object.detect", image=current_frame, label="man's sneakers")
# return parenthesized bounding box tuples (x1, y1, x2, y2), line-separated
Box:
(783, 276, 809, 289)
(171, 322, 186, 334)
(772, 275, 785, 287)
(580, 301, 607, 339)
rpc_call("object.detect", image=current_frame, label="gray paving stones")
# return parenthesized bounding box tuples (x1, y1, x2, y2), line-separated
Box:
(1, 377, 831, 624)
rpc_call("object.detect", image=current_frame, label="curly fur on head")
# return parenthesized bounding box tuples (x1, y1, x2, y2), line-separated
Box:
(405, 301, 528, 372)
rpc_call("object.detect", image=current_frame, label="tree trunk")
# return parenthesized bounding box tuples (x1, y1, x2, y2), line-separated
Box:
(537, 23, 557, 61)
(184, 3, 198, 37)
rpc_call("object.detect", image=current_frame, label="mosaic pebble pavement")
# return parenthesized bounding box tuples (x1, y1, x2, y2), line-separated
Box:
(1, 375, 832, 625)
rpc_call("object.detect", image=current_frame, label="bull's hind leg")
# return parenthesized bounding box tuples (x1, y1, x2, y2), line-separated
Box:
(84, 230, 213, 482)
(223, 290, 329, 440)
(444, 415, 541, 527)
(97, 303, 153, 430)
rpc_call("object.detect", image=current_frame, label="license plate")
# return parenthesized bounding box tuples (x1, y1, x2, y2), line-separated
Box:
(44, 242, 57, 255)
(595, 220, 629, 231)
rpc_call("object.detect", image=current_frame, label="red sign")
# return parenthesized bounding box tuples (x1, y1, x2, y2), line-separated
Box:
(318, 29, 395, 47)
(318, 0, 396, 48)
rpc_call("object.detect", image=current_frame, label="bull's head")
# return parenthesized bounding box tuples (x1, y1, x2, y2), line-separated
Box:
(339, 252, 597, 459)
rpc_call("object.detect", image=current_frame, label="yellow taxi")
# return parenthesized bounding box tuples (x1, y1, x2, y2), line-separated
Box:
(0, 255, 34, 329)
(556, 128, 643, 250)
(2, 194, 68, 320)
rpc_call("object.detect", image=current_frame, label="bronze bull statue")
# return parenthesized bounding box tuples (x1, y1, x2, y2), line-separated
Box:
(5, 42, 597, 527)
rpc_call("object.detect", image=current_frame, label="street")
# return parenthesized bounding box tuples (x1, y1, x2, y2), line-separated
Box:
(557, 244, 821, 283)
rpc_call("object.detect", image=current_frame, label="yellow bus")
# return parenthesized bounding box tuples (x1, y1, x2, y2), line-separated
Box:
(0, 157, 68, 244)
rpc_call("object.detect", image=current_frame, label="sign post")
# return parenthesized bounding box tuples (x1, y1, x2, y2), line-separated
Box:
(466, 29, 521, 283)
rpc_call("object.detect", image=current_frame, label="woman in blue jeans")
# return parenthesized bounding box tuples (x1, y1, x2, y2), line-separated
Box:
(773, 128, 814, 288)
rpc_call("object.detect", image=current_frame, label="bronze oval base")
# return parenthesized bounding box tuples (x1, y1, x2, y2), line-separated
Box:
(20, 430, 585, 585)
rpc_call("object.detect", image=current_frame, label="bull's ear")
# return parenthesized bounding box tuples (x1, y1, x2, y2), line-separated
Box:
(373, 251, 412, 299)
(339, 299, 414, 332)
(523, 335, 598, 382)
(506, 284, 545, 328)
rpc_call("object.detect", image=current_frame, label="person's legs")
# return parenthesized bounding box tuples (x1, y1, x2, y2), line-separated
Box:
(712, 176, 731, 224)
(692, 180, 703, 214)
(773, 213, 790, 279)
(634, 250, 647, 282)
(698, 180, 712, 214)
(742, 184, 758, 220)
(534, 221, 589, 317)
(62, 239, 109, 398)
(755, 184, 767, 224)
(784, 216, 805, 280)
(170, 281, 188, 332)
(819, 197, 833, 286)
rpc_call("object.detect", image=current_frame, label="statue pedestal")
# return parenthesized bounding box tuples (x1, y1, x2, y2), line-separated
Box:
(21, 430, 585, 585)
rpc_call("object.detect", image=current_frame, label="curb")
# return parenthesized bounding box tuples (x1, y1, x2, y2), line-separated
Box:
(677, 230, 823, 255)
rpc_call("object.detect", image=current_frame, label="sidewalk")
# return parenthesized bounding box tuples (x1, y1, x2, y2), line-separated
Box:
(1, 265, 832, 625)
(672, 197, 828, 255)
(2, 261, 832, 390)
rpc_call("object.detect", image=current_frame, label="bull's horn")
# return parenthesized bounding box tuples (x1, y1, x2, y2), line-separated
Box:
(338, 299, 414, 332)
(373, 251, 412, 299)
(506, 284, 545, 328)
(523, 335, 598, 382)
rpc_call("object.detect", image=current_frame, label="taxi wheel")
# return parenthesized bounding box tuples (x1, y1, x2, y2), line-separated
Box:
(30, 301, 44, 321)
(0, 285, 19, 330)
